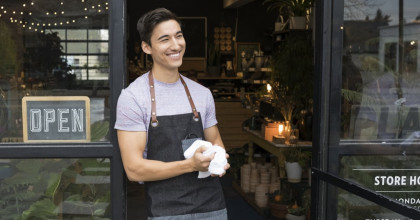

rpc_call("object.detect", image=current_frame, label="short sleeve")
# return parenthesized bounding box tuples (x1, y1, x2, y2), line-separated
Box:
(204, 90, 218, 129)
(114, 89, 147, 131)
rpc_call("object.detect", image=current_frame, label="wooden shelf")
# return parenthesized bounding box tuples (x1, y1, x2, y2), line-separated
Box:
(231, 181, 271, 217)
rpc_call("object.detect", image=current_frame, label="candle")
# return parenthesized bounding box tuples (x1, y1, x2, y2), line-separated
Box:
(278, 123, 284, 136)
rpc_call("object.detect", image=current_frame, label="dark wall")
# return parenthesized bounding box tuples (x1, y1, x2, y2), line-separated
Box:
(127, 0, 277, 58)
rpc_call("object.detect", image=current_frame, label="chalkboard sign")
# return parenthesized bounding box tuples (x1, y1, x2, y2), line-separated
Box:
(22, 96, 91, 142)
(179, 17, 207, 59)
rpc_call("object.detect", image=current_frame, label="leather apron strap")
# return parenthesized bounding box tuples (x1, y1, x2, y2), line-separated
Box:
(148, 71, 199, 127)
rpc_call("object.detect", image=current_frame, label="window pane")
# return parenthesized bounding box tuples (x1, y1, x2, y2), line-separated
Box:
(89, 29, 109, 40)
(0, 158, 111, 219)
(67, 42, 87, 54)
(0, 0, 110, 143)
(333, 0, 420, 218)
(341, 0, 420, 140)
(67, 30, 87, 40)
(334, 184, 411, 219)
(89, 43, 109, 54)
(88, 55, 109, 67)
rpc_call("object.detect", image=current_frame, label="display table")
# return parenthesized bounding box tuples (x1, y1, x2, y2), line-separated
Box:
(243, 127, 312, 163)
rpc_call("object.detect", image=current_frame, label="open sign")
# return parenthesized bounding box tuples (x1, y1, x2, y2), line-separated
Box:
(22, 96, 90, 142)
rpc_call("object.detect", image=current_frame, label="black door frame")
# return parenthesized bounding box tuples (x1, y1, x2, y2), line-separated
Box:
(0, 0, 126, 219)
(311, 0, 420, 219)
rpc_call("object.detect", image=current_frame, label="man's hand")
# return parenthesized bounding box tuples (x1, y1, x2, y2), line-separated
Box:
(212, 153, 230, 177)
(190, 146, 215, 172)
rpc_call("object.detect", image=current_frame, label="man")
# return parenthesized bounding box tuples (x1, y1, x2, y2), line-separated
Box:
(115, 8, 229, 220)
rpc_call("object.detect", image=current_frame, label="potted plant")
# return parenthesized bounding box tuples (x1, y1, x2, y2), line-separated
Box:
(286, 202, 306, 220)
(282, 146, 311, 183)
(267, 190, 293, 219)
(263, 0, 314, 29)
(270, 31, 314, 124)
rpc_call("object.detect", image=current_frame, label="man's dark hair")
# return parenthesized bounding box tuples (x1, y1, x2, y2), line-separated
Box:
(137, 8, 181, 46)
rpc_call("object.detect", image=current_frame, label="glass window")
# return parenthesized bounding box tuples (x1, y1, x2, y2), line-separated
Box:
(67, 42, 88, 54)
(67, 29, 87, 40)
(337, 0, 420, 218)
(0, 0, 110, 143)
(0, 158, 111, 219)
(89, 29, 109, 41)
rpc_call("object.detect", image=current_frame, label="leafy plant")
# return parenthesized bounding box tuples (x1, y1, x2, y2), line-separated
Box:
(283, 147, 311, 167)
(288, 205, 306, 216)
(263, 0, 314, 17)
(271, 32, 314, 123)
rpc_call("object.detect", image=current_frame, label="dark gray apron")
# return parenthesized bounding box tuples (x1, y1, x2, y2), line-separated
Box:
(145, 72, 226, 217)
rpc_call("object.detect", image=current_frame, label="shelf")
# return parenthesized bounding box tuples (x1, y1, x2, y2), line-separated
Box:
(244, 127, 311, 159)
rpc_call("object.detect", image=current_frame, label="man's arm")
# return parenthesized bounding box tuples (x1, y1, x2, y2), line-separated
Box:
(117, 130, 213, 182)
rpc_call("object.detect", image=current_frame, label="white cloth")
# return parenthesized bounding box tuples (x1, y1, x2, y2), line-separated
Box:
(183, 140, 227, 178)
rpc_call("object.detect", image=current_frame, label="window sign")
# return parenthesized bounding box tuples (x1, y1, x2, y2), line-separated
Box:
(22, 96, 90, 142)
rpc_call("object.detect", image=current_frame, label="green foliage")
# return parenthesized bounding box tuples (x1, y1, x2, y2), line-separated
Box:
(263, 0, 314, 17)
(91, 120, 110, 141)
(271, 32, 314, 121)
(288, 206, 306, 215)
(0, 159, 111, 219)
(283, 147, 311, 167)
(0, 20, 21, 78)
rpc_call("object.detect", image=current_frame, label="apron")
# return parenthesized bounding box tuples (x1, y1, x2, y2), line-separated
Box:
(145, 72, 226, 218)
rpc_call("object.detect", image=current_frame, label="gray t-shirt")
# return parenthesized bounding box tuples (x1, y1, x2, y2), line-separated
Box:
(115, 71, 217, 133)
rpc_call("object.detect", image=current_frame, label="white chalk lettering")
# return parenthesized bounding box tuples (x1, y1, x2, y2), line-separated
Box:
(58, 108, 70, 132)
(410, 176, 420, 185)
(30, 109, 42, 132)
(374, 176, 406, 186)
(43, 109, 55, 132)
(71, 109, 84, 132)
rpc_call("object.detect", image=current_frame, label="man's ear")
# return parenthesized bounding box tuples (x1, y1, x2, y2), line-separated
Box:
(141, 41, 152, 55)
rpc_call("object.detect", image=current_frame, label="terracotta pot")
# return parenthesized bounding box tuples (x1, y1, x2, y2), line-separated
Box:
(269, 203, 288, 218)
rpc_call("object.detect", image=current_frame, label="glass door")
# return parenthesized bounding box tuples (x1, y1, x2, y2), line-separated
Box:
(313, 0, 420, 219)
(0, 0, 125, 219)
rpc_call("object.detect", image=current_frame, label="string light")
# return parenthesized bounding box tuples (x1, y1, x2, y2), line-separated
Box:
(3, 0, 109, 32)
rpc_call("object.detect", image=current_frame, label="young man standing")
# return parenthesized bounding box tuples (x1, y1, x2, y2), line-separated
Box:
(115, 8, 229, 219)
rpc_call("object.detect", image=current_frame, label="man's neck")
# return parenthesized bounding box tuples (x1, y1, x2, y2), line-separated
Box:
(151, 66, 179, 83)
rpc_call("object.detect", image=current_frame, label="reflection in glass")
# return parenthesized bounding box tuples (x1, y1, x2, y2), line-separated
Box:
(338, 155, 420, 219)
(0, 0, 110, 143)
(341, 0, 420, 140)
(0, 158, 111, 219)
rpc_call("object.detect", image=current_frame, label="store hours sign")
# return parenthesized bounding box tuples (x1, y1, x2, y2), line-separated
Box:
(22, 96, 90, 142)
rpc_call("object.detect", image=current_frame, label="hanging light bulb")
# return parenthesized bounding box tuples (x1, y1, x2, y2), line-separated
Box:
(31, 2, 34, 6)
(29, 12, 32, 15)
(23, 4, 26, 7)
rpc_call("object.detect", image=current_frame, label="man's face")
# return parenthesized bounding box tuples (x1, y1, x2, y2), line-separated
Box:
(142, 19, 186, 71)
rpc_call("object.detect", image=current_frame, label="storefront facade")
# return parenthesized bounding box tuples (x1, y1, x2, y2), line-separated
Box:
(0, 0, 420, 219)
